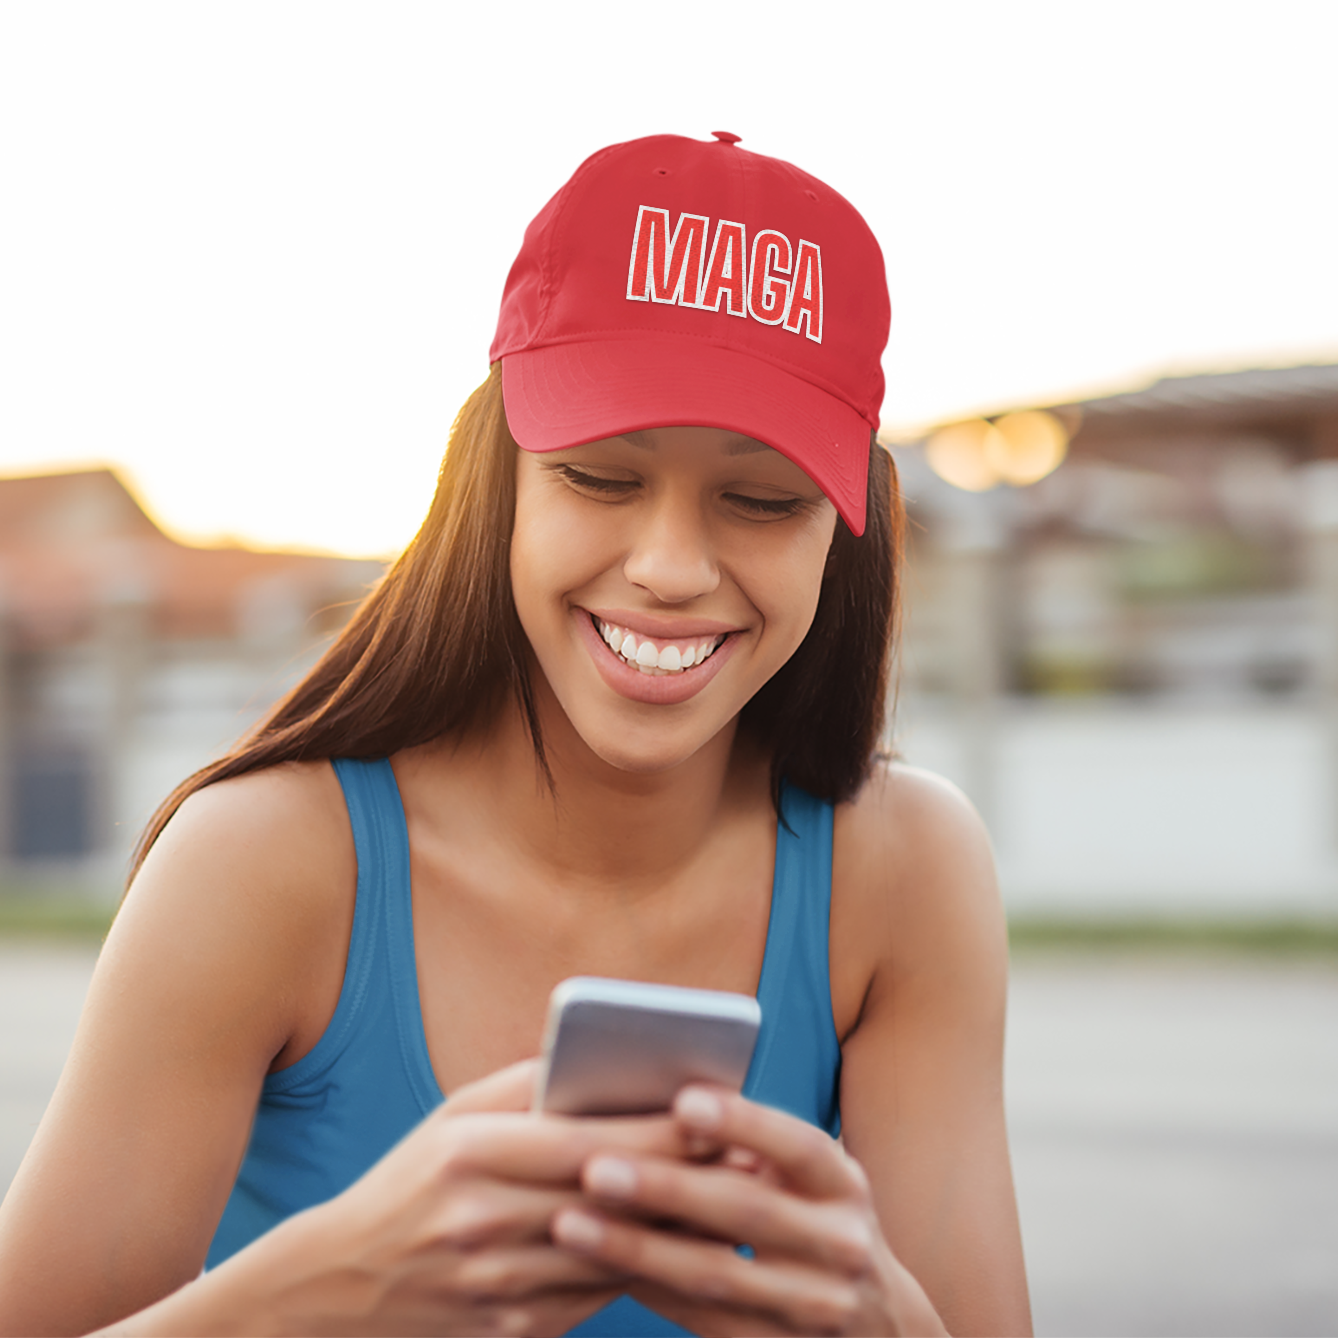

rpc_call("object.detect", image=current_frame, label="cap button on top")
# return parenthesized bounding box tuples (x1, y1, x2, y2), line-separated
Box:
(711, 130, 742, 145)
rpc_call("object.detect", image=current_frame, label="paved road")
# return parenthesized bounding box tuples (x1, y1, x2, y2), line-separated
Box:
(1, 941, 1336, 1336)
(1006, 955, 1338, 1336)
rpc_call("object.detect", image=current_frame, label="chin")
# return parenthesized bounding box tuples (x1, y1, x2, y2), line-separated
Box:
(583, 728, 718, 778)
(531, 654, 748, 778)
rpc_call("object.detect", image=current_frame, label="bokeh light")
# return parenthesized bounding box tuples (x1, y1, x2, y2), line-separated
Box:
(925, 420, 1001, 491)
(990, 410, 1070, 485)
(926, 410, 1070, 491)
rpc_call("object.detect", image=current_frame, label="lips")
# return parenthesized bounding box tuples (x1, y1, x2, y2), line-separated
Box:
(575, 610, 740, 706)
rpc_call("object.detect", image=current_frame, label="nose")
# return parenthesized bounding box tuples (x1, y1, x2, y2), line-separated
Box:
(621, 488, 720, 605)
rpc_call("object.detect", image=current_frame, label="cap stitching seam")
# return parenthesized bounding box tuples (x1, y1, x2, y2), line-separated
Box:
(536, 144, 624, 341)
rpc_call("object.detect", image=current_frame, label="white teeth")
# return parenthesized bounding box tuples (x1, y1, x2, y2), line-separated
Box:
(594, 618, 723, 676)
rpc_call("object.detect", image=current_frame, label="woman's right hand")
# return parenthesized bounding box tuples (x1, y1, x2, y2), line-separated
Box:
(109, 1060, 688, 1338)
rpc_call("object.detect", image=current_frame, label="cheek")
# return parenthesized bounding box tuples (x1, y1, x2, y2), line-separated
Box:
(750, 522, 835, 643)
(509, 469, 559, 627)
(509, 468, 612, 618)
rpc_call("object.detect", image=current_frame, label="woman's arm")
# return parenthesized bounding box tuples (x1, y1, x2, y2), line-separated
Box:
(0, 764, 359, 1335)
(835, 765, 1031, 1336)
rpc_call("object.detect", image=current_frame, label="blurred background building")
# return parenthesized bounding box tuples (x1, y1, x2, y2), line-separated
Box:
(0, 469, 382, 893)
(4, 363, 1338, 923)
(892, 361, 1338, 919)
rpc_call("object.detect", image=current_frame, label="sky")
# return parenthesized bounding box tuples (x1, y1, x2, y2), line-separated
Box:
(2, 1, 1337, 557)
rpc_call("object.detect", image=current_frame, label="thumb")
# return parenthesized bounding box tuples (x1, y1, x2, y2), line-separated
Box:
(440, 1057, 540, 1115)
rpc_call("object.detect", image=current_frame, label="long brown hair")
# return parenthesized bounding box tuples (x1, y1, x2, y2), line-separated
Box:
(130, 364, 903, 881)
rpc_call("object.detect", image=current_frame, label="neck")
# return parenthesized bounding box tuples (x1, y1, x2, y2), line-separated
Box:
(436, 674, 758, 891)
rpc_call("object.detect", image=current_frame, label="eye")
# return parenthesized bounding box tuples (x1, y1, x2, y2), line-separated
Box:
(723, 491, 810, 518)
(551, 464, 639, 497)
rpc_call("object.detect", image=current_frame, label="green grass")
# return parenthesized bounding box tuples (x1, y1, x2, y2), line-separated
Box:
(1008, 916, 1338, 956)
(0, 894, 118, 941)
(2, 892, 1336, 957)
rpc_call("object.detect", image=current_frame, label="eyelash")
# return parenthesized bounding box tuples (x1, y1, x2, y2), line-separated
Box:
(724, 493, 807, 516)
(554, 466, 633, 495)
(552, 465, 808, 517)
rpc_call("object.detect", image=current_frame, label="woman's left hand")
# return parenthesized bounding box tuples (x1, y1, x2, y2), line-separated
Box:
(551, 1086, 948, 1337)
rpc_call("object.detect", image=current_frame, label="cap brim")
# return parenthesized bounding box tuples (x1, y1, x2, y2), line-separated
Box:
(501, 339, 870, 535)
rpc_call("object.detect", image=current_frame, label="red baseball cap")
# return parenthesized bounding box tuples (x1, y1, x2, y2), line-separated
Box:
(490, 132, 890, 535)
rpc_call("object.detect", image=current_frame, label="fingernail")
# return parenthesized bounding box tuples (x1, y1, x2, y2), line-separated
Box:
(554, 1208, 605, 1250)
(676, 1087, 724, 1131)
(586, 1156, 637, 1199)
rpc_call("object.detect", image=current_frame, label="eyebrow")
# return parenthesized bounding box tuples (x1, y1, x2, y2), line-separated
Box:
(620, 430, 770, 455)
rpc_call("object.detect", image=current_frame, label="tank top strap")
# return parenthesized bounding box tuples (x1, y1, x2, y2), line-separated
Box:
(332, 757, 443, 1113)
(264, 758, 443, 1112)
(742, 781, 842, 1133)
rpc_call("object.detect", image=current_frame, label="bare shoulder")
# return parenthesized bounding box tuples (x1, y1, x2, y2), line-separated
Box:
(111, 759, 357, 1063)
(128, 759, 351, 925)
(836, 760, 997, 895)
(831, 761, 1006, 1021)
(142, 758, 350, 882)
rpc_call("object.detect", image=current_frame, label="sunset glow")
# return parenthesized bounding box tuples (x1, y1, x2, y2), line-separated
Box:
(2, 4, 1335, 555)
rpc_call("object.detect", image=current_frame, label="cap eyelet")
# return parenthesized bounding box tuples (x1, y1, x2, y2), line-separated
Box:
(654, 167, 669, 176)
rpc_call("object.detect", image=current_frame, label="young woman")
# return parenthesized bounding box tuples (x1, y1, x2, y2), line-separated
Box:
(0, 132, 1030, 1337)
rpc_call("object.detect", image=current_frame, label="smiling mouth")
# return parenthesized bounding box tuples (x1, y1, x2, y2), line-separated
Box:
(590, 615, 729, 677)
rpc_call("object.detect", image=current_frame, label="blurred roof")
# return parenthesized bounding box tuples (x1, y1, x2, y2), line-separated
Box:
(1065, 364, 1338, 424)
(0, 469, 383, 647)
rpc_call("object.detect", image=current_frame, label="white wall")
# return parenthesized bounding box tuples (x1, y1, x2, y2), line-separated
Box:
(894, 697, 1338, 918)
(112, 649, 322, 878)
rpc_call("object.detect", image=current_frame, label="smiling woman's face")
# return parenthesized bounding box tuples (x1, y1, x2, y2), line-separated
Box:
(509, 425, 838, 775)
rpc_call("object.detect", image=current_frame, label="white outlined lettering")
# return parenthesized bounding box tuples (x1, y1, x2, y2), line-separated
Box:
(747, 229, 793, 326)
(698, 219, 749, 317)
(783, 239, 823, 343)
(626, 208, 822, 342)
(626, 207, 710, 306)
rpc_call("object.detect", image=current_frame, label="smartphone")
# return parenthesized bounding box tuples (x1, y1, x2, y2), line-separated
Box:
(534, 976, 762, 1116)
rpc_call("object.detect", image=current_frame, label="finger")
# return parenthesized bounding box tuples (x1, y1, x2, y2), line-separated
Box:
(428, 1181, 606, 1249)
(580, 1154, 874, 1275)
(447, 1243, 631, 1301)
(552, 1209, 866, 1336)
(438, 1267, 631, 1338)
(435, 1111, 688, 1185)
(440, 1059, 542, 1115)
(626, 1282, 786, 1338)
(673, 1088, 863, 1200)
(721, 1146, 779, 1182)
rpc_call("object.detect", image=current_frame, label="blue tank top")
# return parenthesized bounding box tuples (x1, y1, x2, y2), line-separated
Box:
(207, 758, 841, 1336)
